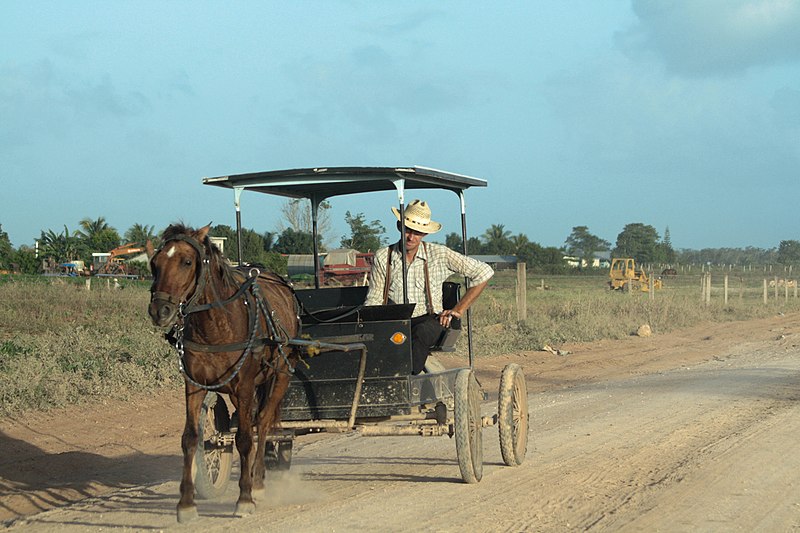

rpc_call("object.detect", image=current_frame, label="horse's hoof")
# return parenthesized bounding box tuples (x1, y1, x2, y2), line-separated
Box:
(234, 500, 256, 517)
(177, 505, 199, 523)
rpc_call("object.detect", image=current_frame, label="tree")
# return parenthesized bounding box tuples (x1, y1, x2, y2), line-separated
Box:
(39, 226, 86, 263)
(340, 211, 385, 252)
(482, 224, 513, 254)
(209, 224, 271, 264)
(660, 226, 676, 264)
(0, 224, 12, 269)
(778, 240, 800, 264)
(77, 216, 110, 239)
(564, 226, 610, 269)
(279, 199, 332, 246)
(274, 228, 317, 255)
(515, 241, 568, 274)
(11, 247, 38, 274)
(77, 216, 120, 256)
(614, 223, 662, 264)
(445, 232, 463, 251)
(87, 228, 122, 255)
(125, 223, 159, 248)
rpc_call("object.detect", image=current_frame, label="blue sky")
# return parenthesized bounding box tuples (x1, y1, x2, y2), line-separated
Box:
(2, 1, 798, 252)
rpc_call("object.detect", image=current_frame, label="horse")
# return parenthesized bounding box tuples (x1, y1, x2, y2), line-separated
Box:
(147, 224, 300, 522)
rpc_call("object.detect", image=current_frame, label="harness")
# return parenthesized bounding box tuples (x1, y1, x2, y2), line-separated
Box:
(153, 234, 299, 391)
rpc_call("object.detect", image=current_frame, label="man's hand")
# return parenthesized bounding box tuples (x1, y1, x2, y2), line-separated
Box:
(438, 308, 462, 328)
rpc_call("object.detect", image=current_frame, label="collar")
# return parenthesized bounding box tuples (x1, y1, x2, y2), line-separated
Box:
(393, 241, 428, 262)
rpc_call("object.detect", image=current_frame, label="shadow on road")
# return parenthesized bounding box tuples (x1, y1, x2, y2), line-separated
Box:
(0, 427, 178, 527)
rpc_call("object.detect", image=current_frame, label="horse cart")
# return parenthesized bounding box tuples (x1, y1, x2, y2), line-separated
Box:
(149, 167, 528, 521)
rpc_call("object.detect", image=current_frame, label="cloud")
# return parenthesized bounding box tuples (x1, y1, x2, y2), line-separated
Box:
(278, 45, 467, 144)
(617, 0, 800, 76)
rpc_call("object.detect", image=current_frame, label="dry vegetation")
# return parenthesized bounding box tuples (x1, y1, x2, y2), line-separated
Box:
(463, 269, 800, 357)
(0, 276, 176, 416)
(1, 270, 798, 416)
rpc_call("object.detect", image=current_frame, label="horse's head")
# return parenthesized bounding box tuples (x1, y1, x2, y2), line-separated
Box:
(148, 224, 211, 327)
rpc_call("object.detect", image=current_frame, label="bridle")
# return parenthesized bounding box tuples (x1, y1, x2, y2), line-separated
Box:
(150, 234, 296, 390)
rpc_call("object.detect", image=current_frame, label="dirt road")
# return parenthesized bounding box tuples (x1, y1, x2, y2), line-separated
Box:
(3, 312, 800, 531)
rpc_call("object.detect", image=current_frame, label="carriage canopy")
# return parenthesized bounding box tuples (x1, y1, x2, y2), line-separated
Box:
(202, 166, 486, 200)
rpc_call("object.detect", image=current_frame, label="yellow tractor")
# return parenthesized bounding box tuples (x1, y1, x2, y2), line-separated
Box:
(608, 258, 662, 292)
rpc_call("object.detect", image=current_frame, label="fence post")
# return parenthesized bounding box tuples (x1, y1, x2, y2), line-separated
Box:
(649, 273, 654, 300)
(724, 274, 728, 305)
(700, 274, 705, 302)
(774, 276, 779, 301)
(516, 262, 527, 322)
(763, 279, 768, 304)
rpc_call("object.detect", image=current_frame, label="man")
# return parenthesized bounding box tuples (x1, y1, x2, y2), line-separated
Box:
(365, 199, 494, 374)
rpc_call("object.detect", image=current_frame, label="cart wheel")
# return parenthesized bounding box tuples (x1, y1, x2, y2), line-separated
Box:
(194, 392, 233, 499)
(265, 439, 293, 472)
(454, 368, 483, 483)
(498, 363, 529, 466)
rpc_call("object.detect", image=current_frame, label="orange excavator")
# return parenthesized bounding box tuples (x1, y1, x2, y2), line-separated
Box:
(93, 243, 147, 275)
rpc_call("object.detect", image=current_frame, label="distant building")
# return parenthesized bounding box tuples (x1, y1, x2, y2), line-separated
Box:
(564, 251, 611, 268)
(209, 236, 227, 256)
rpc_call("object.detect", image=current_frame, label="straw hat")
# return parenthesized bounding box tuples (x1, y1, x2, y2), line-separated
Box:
(391, 199, 442, 234)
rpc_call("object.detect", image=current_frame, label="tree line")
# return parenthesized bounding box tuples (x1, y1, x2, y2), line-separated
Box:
(1, 206, 798, 275)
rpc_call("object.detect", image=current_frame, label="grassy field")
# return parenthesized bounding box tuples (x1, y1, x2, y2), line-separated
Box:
(0, 276, 175, 416)
(467, 268, 800, 356)
(1, 270, 797, 416)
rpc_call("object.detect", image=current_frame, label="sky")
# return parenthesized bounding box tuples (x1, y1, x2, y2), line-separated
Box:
(1, 1, 799, 252)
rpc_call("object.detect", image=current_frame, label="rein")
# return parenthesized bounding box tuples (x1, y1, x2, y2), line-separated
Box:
(154, 234, 297, 391)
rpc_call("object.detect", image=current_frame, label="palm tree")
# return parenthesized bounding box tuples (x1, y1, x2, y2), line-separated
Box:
(40, 226, 85, 262)
(77, 216, 110, 240)
(482, 224, 513, 254)
(124, 223, 158, 247)
(510, 234, 531, 254)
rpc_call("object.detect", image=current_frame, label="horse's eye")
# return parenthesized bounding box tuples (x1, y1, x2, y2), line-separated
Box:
(184, 259, 193, 266)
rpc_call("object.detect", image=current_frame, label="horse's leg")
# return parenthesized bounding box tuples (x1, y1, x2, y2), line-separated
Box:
(253, 369, 291, 494)
(177, 386, 206, 523)
(234, 380, 257, 517)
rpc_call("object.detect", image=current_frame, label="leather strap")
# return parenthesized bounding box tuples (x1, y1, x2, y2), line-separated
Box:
(422, 242, 434, 315)
(382, 245, 393, 305)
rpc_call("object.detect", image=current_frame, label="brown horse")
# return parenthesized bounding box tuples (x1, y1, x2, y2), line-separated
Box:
(147, 224, 300, 522)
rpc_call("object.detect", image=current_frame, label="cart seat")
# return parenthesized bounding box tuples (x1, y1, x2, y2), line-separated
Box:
(431, 281, 461, 352)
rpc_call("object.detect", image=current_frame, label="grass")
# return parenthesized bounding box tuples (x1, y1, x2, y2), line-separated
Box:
(0, 275, 176, 416)
(462, 270, 800, 357)
(1, 270, 798, 416)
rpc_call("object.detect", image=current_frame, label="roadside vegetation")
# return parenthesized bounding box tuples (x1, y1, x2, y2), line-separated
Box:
(467, 269, 800, 357)
(2, 269, 798, 417)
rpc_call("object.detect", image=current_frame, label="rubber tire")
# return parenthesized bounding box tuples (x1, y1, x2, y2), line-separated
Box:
(498, 363, 529, 466)
(454, 368, 483, 483)
(265, 439, 293, 471)
(194, 393, 234, 500)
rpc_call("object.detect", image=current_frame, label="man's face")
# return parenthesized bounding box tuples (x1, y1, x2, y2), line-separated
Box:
(399, 223, 426, 255)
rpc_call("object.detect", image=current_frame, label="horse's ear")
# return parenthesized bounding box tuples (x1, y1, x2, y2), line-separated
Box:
(145, 239, 155, 260)
(196, 224, 211, 242)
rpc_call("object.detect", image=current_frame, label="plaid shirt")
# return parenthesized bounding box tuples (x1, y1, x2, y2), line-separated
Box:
(365, 242, 494, 318)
